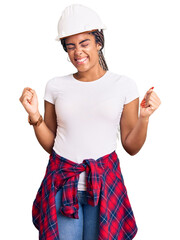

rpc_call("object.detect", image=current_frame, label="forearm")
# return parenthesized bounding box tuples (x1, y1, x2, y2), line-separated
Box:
(30, 112, 56, 154)
(124, 116, 149, 155)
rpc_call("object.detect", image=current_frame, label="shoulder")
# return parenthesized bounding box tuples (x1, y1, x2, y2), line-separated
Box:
(44, 74, 72, 104)
(45, 73, 72, 89)
(108, 71, 138, 87)
(108, 71, 139, 104)
(45, 74, 71, 85)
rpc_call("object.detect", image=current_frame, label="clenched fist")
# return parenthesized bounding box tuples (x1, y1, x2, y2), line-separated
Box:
(140, 87, 161, 119)
(19, 87, 39, 118)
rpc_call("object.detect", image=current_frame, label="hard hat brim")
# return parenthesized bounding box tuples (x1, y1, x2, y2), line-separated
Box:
(55, 27, 107, 41)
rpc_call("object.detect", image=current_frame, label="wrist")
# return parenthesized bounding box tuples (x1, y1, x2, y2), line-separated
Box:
(29, 111, 41, 122)
(139, 115, 149, 123)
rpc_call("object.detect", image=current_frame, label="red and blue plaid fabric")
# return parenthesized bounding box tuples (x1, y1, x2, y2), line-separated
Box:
(32, 150, 138, 240)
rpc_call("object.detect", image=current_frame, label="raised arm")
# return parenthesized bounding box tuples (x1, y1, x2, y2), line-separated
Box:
(120, 87, 161, 155)
(19, 87, 57, 154)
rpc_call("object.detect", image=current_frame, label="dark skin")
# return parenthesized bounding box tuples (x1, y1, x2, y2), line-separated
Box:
(19, 32, 161, 154)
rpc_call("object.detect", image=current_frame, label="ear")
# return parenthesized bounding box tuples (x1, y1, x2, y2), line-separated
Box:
(97, 43, 102, 51)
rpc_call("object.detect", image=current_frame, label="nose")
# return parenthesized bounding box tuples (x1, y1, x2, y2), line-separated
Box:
(74, 46, 83, 56)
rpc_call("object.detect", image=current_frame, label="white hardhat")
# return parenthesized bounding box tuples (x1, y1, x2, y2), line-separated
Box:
(55, 4, 107, 41)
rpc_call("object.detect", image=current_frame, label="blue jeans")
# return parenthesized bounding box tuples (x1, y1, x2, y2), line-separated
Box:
(55, 188, 100, 240)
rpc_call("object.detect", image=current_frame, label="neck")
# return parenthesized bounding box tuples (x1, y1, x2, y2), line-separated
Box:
(74, 66, 107, 82)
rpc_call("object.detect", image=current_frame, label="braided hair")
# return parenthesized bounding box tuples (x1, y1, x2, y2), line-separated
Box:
(60, 29, 108, 71)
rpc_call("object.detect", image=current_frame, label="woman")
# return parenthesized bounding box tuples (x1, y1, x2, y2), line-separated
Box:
(19, 4, 161, 240)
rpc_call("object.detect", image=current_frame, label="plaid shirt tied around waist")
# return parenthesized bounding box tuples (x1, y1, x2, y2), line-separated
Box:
(32, 150, 138, 240)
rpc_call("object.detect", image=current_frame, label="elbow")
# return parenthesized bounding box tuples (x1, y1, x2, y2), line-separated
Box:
(123, 143, 140, 156)
(42, 146, 53, 155)
(125, 148, 139, 156)
(122, 139, 145, 156)
(128, 150, 139, 156)
(47, 148, 53, 155)
(47, 142, 55, 154)
(43, 142, 55, 155)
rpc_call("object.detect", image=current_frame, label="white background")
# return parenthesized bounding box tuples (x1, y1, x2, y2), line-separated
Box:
(0, 0, 179, 239)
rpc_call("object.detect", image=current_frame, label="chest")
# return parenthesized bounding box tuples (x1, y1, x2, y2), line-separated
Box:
(54, 83, 125, 124)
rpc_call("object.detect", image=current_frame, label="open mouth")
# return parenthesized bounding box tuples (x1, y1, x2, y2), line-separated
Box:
(75, 57, 88, 64)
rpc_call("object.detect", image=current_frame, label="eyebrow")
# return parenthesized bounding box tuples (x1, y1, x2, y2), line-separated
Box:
(66, 39, 90, 46)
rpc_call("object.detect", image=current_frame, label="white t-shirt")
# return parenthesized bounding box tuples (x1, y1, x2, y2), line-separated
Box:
(44, 70, 139, 190)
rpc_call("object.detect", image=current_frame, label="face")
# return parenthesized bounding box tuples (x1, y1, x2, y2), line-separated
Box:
(65, 32, 102, 73)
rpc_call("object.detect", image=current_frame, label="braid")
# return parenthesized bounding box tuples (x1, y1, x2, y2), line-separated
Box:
(90, 30, 108, 71)
(60, 29, 108, 71)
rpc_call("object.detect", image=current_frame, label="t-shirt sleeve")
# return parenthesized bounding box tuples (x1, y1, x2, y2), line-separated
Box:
(124, 76, 140, 105)
(43, 78, 55, 104)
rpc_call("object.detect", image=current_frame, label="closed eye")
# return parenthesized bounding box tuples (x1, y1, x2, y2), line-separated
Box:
(67, 44, 89, 50)
(67, 47, 75, 50)
(81, 44, 89, 47)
